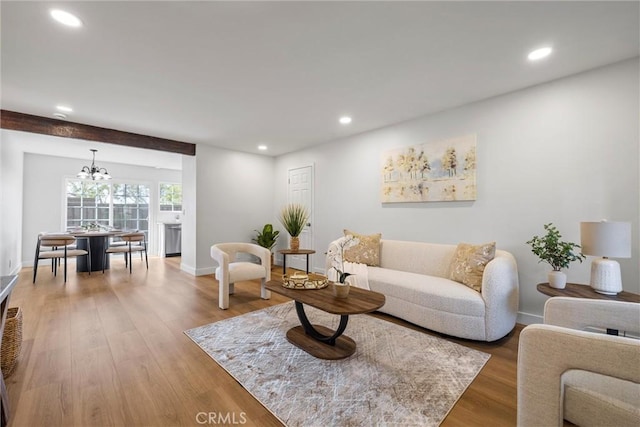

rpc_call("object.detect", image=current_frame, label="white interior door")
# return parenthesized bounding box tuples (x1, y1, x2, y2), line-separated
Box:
(287, 165, 313, 272)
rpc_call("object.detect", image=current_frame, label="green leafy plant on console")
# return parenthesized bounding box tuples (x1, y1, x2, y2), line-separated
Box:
(526, 223, 585, 271)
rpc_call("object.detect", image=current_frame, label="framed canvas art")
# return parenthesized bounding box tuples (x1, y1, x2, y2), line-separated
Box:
(381, 134, 477, 203)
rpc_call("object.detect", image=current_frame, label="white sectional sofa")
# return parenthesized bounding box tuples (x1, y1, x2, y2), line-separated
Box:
(326, 238, 519, 341)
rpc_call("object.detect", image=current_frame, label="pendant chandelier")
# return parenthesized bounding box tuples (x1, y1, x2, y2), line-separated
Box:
(77, 149, 112, 180)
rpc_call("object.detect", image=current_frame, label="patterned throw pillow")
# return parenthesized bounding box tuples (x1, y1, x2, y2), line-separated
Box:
(343, 229, 382, 266)
(449, 242, 496, 292)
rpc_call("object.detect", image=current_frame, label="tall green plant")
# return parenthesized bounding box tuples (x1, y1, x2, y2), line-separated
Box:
(252, 224, 279, 251)
(278, 203, 309, 237)
(526, 223, 585, 271)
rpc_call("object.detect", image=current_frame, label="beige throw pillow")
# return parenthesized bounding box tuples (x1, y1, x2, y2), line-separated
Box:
(449, 242, 496, 292)
(343, 229, 382, 266)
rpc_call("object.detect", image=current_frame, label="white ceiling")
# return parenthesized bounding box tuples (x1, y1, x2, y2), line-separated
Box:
(2, 1, 638, 157)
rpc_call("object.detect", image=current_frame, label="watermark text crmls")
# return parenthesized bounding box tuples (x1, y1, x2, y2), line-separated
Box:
(196, 411, 247, 425)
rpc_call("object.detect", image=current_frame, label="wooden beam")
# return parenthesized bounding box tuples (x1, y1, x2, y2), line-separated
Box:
(1, 110, 196, 156)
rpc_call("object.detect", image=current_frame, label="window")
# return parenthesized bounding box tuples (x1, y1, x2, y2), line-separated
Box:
(66, 181, 111, 228)
(159, 183, 182, 212)
(112, 183, 150, 231)
(65, 180, 150, 233)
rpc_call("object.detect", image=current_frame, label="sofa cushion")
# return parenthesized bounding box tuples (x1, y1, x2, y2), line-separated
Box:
(563, 369, 640, 427)
(379, 240, 457, 278)
(449, 242, 496, 292)
(343, 229, 382, 266)
(216, 262, 266, 283)
(368, 267, 485, 317)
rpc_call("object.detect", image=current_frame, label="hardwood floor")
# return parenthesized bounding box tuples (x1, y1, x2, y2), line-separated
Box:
(6, 257, 521, 426)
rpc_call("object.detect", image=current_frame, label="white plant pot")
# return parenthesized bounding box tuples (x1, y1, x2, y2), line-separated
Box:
(548, 271, 567, 289)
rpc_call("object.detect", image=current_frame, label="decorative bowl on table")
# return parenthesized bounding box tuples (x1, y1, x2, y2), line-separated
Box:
(282, 273, 329, 290)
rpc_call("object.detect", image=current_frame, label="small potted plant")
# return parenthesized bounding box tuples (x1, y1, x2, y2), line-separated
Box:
(252, 224, 279, 267)
(278, 203, 309, 251)
(526, 223, 585, 289)
(326, 235, 360, 298)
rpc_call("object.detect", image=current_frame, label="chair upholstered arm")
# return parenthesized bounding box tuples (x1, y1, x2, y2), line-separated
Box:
(544, 297, 640, 334)
(517, 324, 640, 427)
(210, 244, 230, 274)
(240, 244, 271, 282)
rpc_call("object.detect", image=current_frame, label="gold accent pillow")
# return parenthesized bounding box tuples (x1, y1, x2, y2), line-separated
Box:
(343, 229, 382, 266)
(449, 242, 496, 292)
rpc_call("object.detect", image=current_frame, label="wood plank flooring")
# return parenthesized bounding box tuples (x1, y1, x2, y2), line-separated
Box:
(6, 257, 521, 426)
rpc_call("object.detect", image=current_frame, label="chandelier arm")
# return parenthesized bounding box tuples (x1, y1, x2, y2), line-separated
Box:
(78, 149, 112, 180)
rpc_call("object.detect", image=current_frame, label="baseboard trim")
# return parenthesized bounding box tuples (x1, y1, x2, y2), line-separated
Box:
(10, 263, 22, 276)
(181, 263, 215, 276)
(517, 311, 543, 325)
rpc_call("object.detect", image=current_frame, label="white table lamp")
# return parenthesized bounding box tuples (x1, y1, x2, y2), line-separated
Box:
(580, 221, 631, 295)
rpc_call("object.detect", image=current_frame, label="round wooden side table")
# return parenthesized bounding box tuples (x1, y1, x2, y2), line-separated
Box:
(278, 249, 316, 275)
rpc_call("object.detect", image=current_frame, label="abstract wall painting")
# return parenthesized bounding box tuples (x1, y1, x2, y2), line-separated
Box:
(381, 134, 477, 203)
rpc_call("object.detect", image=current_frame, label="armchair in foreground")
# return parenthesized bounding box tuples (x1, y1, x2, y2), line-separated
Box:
(517, 297, 640, 426)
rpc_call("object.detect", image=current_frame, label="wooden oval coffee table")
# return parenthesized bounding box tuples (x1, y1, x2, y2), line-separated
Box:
(265, 281, 386, 359)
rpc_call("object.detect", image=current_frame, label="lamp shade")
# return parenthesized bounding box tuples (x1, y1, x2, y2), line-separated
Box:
(580, 221, 631, 258)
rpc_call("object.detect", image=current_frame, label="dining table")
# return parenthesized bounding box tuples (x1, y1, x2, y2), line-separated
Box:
(68, 230, 124, 272)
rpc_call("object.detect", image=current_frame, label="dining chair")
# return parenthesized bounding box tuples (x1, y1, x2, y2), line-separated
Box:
(107, 231, 144, 267)
(33, 234, 91, 283)
(104, 232, 148, 273)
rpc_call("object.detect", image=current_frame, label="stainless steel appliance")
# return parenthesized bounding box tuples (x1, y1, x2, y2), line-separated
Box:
(164, 223, 182, 257)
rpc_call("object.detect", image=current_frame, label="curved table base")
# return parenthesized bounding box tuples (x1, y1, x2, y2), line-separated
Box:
(289, 301, 356, 359)
(286, 325, 356, 360)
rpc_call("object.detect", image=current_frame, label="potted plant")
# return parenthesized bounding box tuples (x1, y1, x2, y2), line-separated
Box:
(526, 223, 585, 289)
(252, 224, 279, 267)
(326, 235, 360, 298)
(278, 203, 309, 252)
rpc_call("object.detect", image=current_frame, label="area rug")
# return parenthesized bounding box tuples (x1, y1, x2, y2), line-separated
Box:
(185, 303, 490, 426)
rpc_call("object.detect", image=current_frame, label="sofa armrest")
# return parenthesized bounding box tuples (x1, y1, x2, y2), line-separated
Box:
(481, 251, 519, 341)
(517, 324, 640, 427)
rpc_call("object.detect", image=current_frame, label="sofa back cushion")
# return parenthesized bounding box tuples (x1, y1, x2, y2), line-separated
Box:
(379, 239, 457, 279)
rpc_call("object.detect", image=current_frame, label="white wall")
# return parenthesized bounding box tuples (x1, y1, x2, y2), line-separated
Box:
(274, 58, 640, 321)
(180, 144, 276, 275)
(0, 136, 24, 276)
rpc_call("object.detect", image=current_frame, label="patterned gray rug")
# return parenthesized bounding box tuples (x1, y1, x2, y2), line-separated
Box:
(185, 302, 490, 426)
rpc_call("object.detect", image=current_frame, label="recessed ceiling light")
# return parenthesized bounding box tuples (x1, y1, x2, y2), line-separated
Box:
(339, 116, 352, 125)
(258, 145, 268, 151)
(56, 105, 73, 113)
(528, 47, 552, 61)
(50, 9, 83, 28)
(52, 112, 67, 119)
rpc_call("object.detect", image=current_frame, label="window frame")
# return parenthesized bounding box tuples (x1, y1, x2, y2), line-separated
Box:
(159, 182, 182, 213)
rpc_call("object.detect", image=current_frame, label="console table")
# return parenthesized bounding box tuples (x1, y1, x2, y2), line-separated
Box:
(0, 276, 18, 427)
(536, 282, 640, 303)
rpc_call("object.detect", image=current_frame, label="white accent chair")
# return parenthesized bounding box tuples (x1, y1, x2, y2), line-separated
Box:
(517, 297, 640, 427)
(210, 243, 271, 310)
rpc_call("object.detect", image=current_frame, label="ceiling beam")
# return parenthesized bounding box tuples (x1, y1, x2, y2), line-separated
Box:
(1, 110, 196, 156)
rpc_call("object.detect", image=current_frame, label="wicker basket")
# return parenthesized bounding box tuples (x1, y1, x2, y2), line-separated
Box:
(1, 307, 23, 377)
